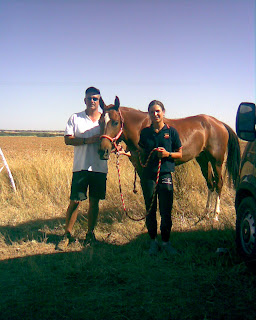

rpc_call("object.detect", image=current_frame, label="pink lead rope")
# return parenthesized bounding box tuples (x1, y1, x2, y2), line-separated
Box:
(116, 148, 161, 221)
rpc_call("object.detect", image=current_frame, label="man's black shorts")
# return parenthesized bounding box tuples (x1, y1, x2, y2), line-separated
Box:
(70, 170, 107, 201)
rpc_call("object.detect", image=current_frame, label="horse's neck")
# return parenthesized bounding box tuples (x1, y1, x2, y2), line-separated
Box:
(120, 107, 149, 150)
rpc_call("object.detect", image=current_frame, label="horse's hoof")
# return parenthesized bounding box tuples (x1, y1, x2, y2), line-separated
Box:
(213, 215, 219, 222)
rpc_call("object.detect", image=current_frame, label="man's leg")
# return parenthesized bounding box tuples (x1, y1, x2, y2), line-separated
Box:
(87, 197, 100, 233)
(65, 200, 80, 234)
(84, 197, 100, 244)
(85, 171, 106, 242)
(56, 200, 80, 250)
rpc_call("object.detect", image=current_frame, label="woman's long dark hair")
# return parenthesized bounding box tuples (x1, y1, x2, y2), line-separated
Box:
(148, 100, 165, 112)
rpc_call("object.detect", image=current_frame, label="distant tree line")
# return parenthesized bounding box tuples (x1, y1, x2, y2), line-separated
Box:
(0, 131, 64, 137)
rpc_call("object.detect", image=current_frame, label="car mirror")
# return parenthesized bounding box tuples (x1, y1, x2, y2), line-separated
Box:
(236, 102, 256, 141)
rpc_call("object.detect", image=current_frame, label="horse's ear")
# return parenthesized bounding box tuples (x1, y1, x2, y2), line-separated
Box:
(99, 97, 106, 111)
(114, 96, 120, 111)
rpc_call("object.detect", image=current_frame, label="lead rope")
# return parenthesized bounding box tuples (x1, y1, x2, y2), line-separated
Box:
(116, 148, 161, 221)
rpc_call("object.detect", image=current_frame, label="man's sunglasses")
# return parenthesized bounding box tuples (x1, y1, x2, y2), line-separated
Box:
(87, 97, 99, 101)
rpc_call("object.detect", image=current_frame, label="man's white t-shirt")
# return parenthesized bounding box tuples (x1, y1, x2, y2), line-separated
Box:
(65, 110, 108, 173)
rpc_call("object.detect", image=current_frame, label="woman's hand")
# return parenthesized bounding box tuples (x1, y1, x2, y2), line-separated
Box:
(157, 147, 170, 158)
(156, 147, 183, 159)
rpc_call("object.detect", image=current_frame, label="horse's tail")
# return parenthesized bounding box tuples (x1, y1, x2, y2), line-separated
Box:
(223, 123, 241, 188)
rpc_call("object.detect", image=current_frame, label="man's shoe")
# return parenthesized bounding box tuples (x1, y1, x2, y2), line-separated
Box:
(162, 241, 178, 255)
(148, 239, 160, 256)
(56, 232, 72, 251)
(84, 231, 96, 245)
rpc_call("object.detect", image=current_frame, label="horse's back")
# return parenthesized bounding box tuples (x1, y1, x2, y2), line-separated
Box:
(120, 107, 230, 161)
(165, 114, 229, 162)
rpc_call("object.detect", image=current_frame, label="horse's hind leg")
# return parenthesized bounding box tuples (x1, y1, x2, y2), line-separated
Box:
(210, 160, 224, 221)
(196, 153, 215, 214)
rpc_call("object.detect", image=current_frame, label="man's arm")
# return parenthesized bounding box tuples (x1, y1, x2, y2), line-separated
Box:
(64, 135, 100, 146)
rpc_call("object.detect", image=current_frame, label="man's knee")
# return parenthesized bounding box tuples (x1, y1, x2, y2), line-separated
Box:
(89, 197, 100, 209)
(70, 200, 80, 207)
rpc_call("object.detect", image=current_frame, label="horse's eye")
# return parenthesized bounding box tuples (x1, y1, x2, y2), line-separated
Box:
(112, 120, 119, 126)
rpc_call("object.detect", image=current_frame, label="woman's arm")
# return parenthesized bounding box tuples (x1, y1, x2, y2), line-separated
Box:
(168, 147, 182, 159)
(157, 147, 182, 159)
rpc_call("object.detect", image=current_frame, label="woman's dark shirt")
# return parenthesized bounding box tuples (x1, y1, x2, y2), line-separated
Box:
(139, 124, 182, 175)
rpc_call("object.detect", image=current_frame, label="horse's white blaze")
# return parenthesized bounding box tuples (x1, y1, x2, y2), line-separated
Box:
(104, 113, 110, 129)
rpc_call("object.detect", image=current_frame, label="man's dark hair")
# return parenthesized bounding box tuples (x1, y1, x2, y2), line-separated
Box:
(85, 87, 101, 96)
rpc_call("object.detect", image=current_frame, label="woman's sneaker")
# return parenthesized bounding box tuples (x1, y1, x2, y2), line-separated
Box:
(149, 239, 160, 256)
(162, 241, 178, 255)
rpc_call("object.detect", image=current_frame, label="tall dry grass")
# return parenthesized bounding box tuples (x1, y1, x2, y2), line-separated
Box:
(0, 136, 236, 240)
(0, 137, 71, 224)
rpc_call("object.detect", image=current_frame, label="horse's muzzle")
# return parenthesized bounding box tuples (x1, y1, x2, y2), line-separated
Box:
(98, 148, 110, 160)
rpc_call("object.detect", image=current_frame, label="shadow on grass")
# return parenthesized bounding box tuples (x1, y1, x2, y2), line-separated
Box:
(0, 206, 124, 246)
(0, 216, 66, 245)
(1, 217, 256, 320)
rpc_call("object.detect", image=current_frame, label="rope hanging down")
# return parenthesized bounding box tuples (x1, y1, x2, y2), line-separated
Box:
(115, 148, 161, 221)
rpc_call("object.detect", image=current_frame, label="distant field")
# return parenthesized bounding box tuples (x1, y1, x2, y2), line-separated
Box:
(0, 130, 64, 137)
(0, 136, 255, 320)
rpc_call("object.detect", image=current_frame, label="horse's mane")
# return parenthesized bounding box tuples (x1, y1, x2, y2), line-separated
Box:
(120, 106, 148, 115)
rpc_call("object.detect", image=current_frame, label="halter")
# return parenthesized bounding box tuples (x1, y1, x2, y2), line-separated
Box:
(100, 109, 124, 151)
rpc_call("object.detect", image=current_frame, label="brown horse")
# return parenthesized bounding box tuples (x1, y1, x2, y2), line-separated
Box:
(98, 97, 241, 219)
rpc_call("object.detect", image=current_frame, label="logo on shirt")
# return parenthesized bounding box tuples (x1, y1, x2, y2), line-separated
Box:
(161, 177, 172, 185)
(164, 133, 170, 139)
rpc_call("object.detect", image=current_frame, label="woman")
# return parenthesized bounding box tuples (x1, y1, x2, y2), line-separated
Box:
(139, 100, 182, 255)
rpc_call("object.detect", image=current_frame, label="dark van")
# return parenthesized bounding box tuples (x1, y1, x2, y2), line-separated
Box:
(235, 102, 256, 261)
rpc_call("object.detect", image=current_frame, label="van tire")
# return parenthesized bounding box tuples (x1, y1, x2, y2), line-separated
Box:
(236, 197, 256, 261)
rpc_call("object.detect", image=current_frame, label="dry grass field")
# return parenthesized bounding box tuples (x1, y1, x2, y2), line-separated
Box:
(0, 136, 255, 320)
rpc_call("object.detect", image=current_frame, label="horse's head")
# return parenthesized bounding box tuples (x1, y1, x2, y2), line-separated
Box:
(98, 96, 123, 160)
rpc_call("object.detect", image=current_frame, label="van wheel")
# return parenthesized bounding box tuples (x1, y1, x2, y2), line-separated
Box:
(236, 197, 256, 260)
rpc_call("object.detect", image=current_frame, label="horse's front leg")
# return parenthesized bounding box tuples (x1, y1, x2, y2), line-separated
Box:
(204, 189, 220, 221)
(205, 189, 213, 213)
(213, 194, 221, 221)
(212, 162, 223, 221)
(128, 150, 144, 178)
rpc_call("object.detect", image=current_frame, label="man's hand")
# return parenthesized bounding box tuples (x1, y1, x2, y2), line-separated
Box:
(86, 135, 100, 144)
(64, 134, 100, 146)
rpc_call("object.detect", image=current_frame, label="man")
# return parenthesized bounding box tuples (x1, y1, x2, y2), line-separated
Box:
(57, 86, 107, 250)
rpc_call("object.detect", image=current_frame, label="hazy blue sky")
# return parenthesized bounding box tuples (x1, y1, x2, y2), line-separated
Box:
(0, 0, 255, 130)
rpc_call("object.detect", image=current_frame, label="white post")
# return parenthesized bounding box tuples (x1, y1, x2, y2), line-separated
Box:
(0, 147, 16, 192)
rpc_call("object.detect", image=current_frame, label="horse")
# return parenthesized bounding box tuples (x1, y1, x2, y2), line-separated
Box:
(98, 96, 241, 220)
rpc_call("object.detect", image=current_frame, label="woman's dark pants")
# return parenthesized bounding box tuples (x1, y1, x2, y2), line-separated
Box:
(141, 173, 173, 242)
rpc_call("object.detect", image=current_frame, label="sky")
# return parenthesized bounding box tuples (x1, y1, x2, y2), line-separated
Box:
(0, 0, 255, 131)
